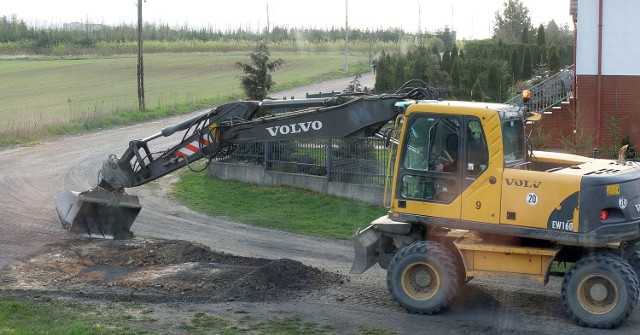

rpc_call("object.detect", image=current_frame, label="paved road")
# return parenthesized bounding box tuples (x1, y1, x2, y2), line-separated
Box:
(0, 71, 638, 334)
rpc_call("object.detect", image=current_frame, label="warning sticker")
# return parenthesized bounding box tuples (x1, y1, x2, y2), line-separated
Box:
(607, 184, 621, 196)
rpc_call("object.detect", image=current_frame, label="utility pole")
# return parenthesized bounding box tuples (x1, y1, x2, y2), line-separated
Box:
(343, 0, 349, 73)
(137, 0, 146, 112)
(265, 2, 270, 41)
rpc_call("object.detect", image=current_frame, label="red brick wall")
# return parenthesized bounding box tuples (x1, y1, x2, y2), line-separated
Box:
(535, 75, 640, 154)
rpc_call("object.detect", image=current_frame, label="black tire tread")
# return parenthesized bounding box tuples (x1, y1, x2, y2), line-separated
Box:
(628, 251, 640, 282)
(561, 252, 639, 329)
(386, 241, 459, 315)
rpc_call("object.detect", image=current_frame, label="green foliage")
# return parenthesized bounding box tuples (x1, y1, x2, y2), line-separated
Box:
(0, 14, 409, 55)
(510, 47, 521, 81)
(529, 122, 553, 149)
(374, 51, 394, 93)
(493, 0, 533, 44)
(537, 24, 546, 46)
(171, 173, 386, 239)
(521, 25, 529, 44)
(558, 105, 594, 156)
(236, 42, 285, 100)
(441, 47, 451, 73)
(522, 46, 533, 79)
(548, 46, 560, 74)
(451, 57, 462, 91)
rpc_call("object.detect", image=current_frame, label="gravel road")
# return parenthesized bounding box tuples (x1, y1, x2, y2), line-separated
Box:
(0, 72, 638, 334)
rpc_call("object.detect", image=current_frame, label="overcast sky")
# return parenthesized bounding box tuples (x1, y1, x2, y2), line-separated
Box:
(4, 0, 572, 40)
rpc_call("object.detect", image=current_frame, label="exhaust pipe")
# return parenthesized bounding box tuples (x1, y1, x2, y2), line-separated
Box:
(54, 188, 141, 239)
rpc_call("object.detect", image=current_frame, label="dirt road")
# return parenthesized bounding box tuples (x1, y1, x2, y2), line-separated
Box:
(1, 73, 638, 334)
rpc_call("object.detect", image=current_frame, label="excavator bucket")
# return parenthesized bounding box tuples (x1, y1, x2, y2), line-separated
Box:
(54, 189, 141, 239)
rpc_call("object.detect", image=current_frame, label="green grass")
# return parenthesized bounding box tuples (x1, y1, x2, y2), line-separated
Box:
(170, 171, 386, 240)
(0, 295, 395, 335)
(0, 295, 156, 335)
(0, 51, 370, 146)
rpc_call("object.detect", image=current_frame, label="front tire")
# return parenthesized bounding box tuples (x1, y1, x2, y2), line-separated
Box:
(561, 253, 639, 329)
(387, 241, 459, 315)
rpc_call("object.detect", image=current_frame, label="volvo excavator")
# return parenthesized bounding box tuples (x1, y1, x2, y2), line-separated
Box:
(55, 82, 640, 329)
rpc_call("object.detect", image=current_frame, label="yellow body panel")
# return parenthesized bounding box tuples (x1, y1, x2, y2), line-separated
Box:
(460, 111, 504, 224)
(500, 169, 582, 230)
(455, 237, 559, 282)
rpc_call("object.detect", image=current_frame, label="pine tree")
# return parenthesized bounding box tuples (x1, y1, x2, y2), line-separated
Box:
(522, 46, 533, 79)
(548, 46, 560, 74)
(451, 57, 461, 90)
(510, 47, 521, 82)
(521, 25, 529, 44)
(235, 41, 284, 100)
(441, 47, 451, 73)
(537, 24, 545, 47)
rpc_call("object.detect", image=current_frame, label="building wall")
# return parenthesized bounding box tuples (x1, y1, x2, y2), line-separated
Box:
(576, 0, 640, 76)
(575, 75, 640, 150)
(572, 0, 640, 154)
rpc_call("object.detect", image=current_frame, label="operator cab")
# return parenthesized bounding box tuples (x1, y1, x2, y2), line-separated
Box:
(390, 101, 526, 222)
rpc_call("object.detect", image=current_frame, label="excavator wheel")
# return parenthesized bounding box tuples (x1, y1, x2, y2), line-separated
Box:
(386, 241, 459, 315)
(561, 253, 639, 329)
(628, 251, 640, 282)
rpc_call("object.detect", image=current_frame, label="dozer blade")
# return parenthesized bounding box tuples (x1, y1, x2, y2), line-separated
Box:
(350, 226, 381, 274)
(54, 189, 141, 239)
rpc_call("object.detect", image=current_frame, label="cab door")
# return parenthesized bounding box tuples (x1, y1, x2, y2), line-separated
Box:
(460, 116, 501, 224)
(393, 114, 462, 220)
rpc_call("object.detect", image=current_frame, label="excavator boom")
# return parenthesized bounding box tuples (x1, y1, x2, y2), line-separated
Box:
(55, 85, 439, 238)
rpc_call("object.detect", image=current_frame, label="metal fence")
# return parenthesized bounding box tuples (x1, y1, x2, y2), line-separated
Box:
(223, 137, 390, 185)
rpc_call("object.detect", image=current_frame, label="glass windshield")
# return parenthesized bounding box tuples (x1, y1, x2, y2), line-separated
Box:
(502, 119, 525, 164)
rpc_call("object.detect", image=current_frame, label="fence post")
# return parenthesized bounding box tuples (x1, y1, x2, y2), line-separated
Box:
(264, 141, 271, 171)
(326, 138, 333, 182)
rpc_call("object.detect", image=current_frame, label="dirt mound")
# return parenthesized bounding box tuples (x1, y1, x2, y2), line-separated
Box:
(0, 237, 343, 303)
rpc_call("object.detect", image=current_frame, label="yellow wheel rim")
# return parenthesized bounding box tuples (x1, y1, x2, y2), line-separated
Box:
(401, 262, 440, 301)
(576, 273, 619, 315)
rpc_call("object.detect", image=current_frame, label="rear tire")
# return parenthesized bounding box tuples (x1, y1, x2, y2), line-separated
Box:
(561, 253, 639, 329)
(628, 251, 640, 282)
(387, 241, 459, 314)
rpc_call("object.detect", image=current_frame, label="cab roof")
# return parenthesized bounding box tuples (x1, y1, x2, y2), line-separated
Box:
(400, 100, 524, 120)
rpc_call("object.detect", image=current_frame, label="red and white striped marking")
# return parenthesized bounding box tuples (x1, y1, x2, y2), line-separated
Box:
(175, 135, 212, 158)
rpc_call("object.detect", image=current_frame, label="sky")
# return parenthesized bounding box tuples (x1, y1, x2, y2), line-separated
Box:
(4, 0, 573, 40)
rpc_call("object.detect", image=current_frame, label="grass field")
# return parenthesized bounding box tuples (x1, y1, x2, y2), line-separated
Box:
(0, 51, 370, 144)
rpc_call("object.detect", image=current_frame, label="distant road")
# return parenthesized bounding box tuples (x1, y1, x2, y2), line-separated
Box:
(271, 72, 375, 100)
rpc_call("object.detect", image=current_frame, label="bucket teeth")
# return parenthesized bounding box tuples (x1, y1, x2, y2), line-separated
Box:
(54, 189, 141, 239)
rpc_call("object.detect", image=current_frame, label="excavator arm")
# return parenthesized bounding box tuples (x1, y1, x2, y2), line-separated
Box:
(55, 85, 438, 239)
(101, 94, 404, 190)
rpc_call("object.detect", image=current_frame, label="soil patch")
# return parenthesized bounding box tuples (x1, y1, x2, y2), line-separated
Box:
(0, 237, 344, 303)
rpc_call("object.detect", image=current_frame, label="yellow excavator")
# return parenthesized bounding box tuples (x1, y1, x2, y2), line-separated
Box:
(55, 83, 640, 328)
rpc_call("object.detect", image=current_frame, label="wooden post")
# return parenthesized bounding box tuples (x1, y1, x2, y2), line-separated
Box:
(137, 0, 146, 112)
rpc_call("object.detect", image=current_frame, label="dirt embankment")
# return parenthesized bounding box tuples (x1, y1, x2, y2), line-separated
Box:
(0, 237, 344, 304)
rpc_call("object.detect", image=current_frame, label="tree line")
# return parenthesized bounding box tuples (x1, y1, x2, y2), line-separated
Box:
(0, 14, 406, 50)
(374, 40, 573, 102)
(375, 0, 574, 102)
